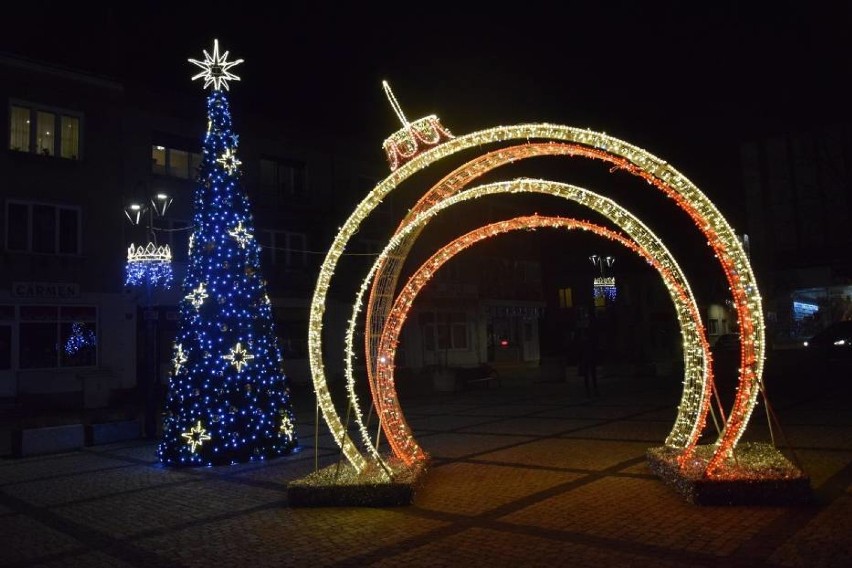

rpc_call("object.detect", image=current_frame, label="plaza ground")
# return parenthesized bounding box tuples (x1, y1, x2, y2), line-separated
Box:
(1, 369, 850, 567)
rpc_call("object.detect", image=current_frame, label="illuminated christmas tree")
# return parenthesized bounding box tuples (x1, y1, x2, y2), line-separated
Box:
(158, 40, 298, 465)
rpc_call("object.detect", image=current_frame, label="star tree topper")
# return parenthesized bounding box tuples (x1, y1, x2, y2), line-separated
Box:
(189, 39, 244, 91)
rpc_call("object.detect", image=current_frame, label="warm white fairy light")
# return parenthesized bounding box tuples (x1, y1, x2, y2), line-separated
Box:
(223, 342, 254, 372)
(308, 123, 764, 477)
(189, 39, 243, 91)
(217, 148, 241, 175)
(280, 414, 295, 440)
(127, 242, 171, 263)
(186, 282, 208, 309)
(370, 214, 712, 466)
(228, 221, 253, 248)
(173, 343, 187, 375)
(344, 180, 711, 469)
(181, 420, 212, 453)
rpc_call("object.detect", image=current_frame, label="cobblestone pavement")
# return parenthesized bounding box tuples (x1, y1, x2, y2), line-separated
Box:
(1, 374, 850, 567)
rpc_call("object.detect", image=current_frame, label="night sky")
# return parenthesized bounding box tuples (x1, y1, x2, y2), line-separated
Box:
(3, 1, 850, 212)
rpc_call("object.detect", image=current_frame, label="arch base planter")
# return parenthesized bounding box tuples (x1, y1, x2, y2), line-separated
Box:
(646, 444, 812, 506)
(288, 457, 429, 508)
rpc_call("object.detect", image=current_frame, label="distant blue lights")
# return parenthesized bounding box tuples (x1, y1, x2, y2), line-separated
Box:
(64, 322, 97, 355)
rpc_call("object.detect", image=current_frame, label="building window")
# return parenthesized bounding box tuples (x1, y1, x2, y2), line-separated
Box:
(151, 145, 201, 179)
(5, 201, 82, 255)
(558, 287, 573, 308)
(18, 305, 97, 369)
(259, 230, 308, 268)
(259, 158, 307, 199)
(9, 103, 82, 159)
(0, 305, 12, 371)
(708, 318, 719, 335)
(420, 311, 469, 351)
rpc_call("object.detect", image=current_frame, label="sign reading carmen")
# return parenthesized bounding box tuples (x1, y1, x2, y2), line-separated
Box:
(12, 282, 80, 298)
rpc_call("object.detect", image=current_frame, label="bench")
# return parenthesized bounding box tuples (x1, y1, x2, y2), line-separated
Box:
(457, 365, 501, 390)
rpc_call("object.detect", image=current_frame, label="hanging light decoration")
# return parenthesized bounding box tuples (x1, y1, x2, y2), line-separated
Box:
(125, 242, 173, 288)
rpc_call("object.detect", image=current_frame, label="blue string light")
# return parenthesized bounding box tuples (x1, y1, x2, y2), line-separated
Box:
(64, 322, 97, 355)
(125, 258, 174, 288)
(158, 89, 298, 466)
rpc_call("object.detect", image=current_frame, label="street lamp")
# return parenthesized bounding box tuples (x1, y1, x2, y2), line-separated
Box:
(123, 190, 174, 439)
(590, 254, 617, 303)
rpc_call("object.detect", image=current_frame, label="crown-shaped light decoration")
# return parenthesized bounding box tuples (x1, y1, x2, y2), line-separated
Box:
(590, 254, 616, 302)
(593, 277, 617, 302)
(381, 81, 454, 171)
(125, 242, 173, 288)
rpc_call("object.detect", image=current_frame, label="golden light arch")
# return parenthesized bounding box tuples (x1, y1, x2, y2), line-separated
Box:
(343, 180, 713, 469)
(372, 214, 712, 466)
(308, 124, 764, 478)
(346, 179, 712, 465)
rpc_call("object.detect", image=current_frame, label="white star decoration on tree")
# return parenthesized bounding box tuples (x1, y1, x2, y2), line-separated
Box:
(173, 344, 188, 375)
(217, 148, 241, 175)
(188, 39, 243, 91)
(228, 221, 253, 248)
(223, 342, 254, 372)
(280, 414, 295, 440)
(181, 421, 212, 453)
(186, 283, 208, 309)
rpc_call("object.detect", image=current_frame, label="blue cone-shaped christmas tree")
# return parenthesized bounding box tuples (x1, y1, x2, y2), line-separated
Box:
(159, 40, 298, 466)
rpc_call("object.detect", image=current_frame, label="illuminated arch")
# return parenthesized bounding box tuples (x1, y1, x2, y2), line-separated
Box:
(308, 125, 763, 477)
(373, 214, 710, 466)
(344, 180, 712, 469)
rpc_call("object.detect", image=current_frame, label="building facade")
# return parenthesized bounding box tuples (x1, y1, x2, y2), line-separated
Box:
(740, 123, 852, 347)
(1, 53, 598, 446)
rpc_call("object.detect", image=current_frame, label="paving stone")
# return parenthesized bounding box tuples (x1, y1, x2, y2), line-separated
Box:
(0, 377, 849, 567)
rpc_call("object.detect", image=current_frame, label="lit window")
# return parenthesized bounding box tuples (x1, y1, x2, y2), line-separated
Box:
(8, 103, 81, 159)
(152, 146, 167, 175)
(170, 149, 189, 178)
(9, 106, 30, 151)
(151, 145, 200, 179)
(60, 116, 79, 159)
(36, 111, 55, 156)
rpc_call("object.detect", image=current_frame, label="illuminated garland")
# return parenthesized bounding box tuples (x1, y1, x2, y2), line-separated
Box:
(373, 216, 707, 466)
(345, 180, 712, 469)
(308, 125, 763, 478)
